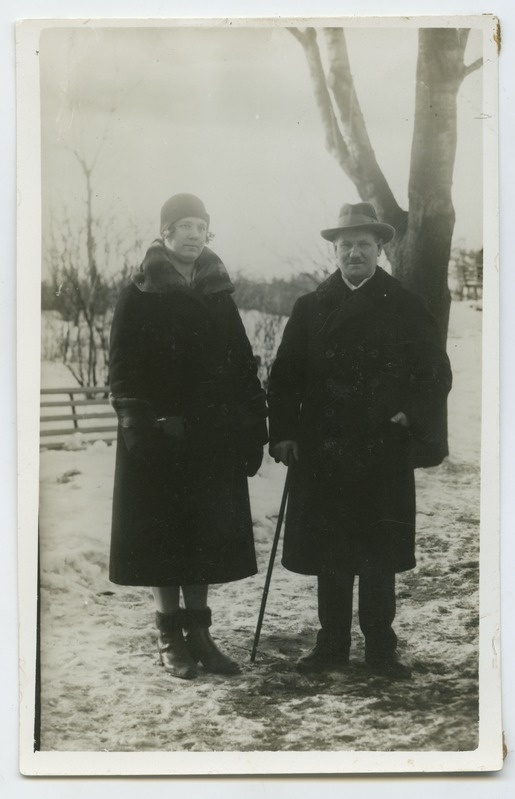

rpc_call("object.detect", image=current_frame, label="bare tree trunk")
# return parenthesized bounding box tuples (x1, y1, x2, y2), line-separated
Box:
(291, 26, 482, 346)
(391, 29, 476, 345)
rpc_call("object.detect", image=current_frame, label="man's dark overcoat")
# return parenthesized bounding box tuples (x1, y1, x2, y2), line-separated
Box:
(268, 267, 452, 577)
(109, 242, 267, 586)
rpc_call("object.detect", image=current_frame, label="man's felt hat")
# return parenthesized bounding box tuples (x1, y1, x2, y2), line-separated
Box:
(320, 202, 395, 243)
(160, 193, 210, 233)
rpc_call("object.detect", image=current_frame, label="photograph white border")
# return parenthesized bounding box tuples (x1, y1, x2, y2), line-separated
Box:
(15, 9, 503, 780)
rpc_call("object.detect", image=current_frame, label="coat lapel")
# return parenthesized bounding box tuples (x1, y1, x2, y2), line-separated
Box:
(317, 268, 395, 339)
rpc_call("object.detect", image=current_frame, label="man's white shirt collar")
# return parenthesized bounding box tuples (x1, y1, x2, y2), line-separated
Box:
(341, 268, 376, 292)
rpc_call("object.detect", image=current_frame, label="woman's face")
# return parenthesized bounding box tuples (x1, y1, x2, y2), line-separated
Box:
(164, 216, 208, 263)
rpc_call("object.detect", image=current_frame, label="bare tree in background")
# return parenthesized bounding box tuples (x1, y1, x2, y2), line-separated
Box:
(290, 27, 483, 346)
(253, 314, 287, 390)
(44, 194, 144, 388)
(43, 96, 147, 388)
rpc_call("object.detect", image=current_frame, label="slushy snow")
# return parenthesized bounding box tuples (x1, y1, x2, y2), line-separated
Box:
(38, 301, 482, 752)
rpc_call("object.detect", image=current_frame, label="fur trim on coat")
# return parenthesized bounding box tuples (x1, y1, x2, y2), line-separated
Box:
(134, 240, 234, 296)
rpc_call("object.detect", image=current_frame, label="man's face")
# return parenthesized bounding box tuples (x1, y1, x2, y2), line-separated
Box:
(334, 228, 381, 286)
(164, 216, 208, 263)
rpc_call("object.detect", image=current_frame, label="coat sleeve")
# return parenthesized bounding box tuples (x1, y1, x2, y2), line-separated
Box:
(109, 287, 185, 464)
(224, 296, 268, 447)
(400, 293, 453, 457)
(267, 295, 309, 448)
(109, 287, 146, 400)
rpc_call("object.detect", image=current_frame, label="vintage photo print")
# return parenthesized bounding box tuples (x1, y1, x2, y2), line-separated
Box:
(17, 15, 502, 775)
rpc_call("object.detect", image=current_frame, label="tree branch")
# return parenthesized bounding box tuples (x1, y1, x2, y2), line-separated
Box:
(290, 28, 351, 171)
(288, 27, 308, 45)
(455, 27, 483, 81)
(72, 148, 91, 178)
(322, 28, 404, 225)
(90, 104, 116, 173)
(463, 57, 483, 79)
(65, 359, 84, 388)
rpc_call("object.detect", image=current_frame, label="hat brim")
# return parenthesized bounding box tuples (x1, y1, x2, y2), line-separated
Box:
(320, 221, 395, 244)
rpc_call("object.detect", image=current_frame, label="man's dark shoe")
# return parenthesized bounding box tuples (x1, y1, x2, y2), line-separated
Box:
(296, 644, 349, 675)
(365, 656, 412, 680)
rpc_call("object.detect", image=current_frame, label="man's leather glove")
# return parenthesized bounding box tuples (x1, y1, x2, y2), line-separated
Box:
(271, 440, 299, 466)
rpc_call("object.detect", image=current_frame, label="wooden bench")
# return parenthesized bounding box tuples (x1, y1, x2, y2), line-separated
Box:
(40, 386, 118, 446)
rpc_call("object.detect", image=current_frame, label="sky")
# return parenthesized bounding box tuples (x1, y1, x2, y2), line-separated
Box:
(40, 23, 483, 280)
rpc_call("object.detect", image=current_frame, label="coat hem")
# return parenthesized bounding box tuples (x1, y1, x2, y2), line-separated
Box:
(280, 559, 417, 576)
(109, 567, 258, 587)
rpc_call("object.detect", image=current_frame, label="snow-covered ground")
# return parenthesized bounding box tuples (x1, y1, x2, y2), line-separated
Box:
(38, 300, 482, 752)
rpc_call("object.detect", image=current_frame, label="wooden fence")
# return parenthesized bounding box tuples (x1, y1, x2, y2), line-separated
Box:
(456, 257, 483, 301)
(40, 386, 118, 447)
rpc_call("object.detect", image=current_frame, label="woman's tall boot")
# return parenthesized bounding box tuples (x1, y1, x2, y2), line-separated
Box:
(155, 610, 198, 680)
(183, 608, 240, 675)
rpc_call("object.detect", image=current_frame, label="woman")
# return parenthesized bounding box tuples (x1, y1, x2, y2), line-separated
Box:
(109, 193, 267, 680)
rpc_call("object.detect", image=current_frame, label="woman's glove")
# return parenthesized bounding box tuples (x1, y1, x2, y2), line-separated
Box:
(244, 443, 264, 477)
(157, 415, 187, 440)
(111, 396, 186, 465)
(239, 413, 267, 477)
(238, 393, 269, 448)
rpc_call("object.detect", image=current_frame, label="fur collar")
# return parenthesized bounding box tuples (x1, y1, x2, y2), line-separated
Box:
(134, 240, 234, 296)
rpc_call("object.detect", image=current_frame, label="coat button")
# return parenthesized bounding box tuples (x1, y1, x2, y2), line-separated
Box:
(325, 408, 335, 417)
(325, 349, 335, 359)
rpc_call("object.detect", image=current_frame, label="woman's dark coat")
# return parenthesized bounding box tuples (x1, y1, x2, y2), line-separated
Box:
(267, 267, 452, 577)
(109, 241, 267, 586)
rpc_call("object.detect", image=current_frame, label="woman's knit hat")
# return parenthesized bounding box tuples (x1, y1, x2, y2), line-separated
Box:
(160, 193, 210, 234)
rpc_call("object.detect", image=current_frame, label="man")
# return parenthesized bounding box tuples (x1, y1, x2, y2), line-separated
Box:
(268, 202, 452, 679)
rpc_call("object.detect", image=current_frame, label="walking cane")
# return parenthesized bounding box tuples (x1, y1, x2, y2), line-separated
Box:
(250, 454, 293, 663)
